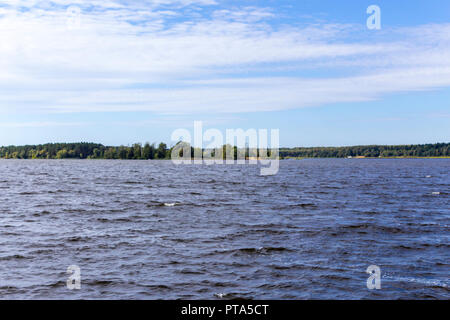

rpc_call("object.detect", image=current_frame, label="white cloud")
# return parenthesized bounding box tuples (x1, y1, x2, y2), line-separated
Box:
(0, 2, 450, 115)
(0, 121, 90, 127)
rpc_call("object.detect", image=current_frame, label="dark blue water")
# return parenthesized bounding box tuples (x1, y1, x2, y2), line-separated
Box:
(0, 159, 448, 299)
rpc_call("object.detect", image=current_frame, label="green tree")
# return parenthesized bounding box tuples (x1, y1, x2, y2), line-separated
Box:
(156, 143, 168, 159)
(118, 146, 128, 159)
(56, 149, 68, 159)
(132, 143, 142, 159)
(104, 147, 117, 159)
(142, 142, 156, 159)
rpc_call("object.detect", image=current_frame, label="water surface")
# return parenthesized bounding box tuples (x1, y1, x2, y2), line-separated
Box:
(0, 159, 448, 299)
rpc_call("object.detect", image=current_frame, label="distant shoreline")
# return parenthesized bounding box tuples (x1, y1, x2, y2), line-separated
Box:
(0, 142, 449, 159)
(283, 156, 450, 160)
(0, 156, 449, 160)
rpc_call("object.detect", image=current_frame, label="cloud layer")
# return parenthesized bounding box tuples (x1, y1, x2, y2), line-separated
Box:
(1, 1, 450, 114)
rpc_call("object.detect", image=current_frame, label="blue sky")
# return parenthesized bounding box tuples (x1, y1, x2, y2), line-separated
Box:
(0, 0, 449, 147)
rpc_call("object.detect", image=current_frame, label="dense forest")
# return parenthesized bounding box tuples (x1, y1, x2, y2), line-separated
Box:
(0, 142, 170, 160)
(0, 142, 254, 160)
(0, 142, 448, 159)
(279, 143, 450, 158)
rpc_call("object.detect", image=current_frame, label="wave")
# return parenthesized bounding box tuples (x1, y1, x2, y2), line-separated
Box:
(146, 201, 178, 207)
(383, 275, 449, 290)
(164, 203, 176, 207)
(337, 223, 405, 234)
(0, 254, 29, 261)
(222, 246, 293, 256)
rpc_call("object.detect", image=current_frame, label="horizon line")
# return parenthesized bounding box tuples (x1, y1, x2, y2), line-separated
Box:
(1, 141, 449, 149)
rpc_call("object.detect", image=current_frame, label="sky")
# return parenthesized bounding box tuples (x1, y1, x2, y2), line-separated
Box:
(0, 0, 449, 147)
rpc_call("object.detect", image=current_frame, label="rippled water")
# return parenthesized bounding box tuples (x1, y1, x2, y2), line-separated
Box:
(0, 159, 448, 299)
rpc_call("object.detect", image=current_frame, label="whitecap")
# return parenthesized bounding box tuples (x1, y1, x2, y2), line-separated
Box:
(383, 275, 448, 288)
(431, 192, 440, 195)
(164, 203, 176, 207)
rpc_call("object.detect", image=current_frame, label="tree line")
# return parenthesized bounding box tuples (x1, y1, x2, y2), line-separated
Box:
(279, 143, 450, 158)
(0, 142, 267, 160)
(0, 142, 170, 159)
(0, 142, 448, 159)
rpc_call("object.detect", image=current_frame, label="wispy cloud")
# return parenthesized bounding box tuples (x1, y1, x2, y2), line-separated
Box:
(0, 1, 450, 115)
(0, 121, 90, 127)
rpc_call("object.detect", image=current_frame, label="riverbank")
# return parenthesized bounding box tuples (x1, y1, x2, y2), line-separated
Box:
(1, 142, 449, 160)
